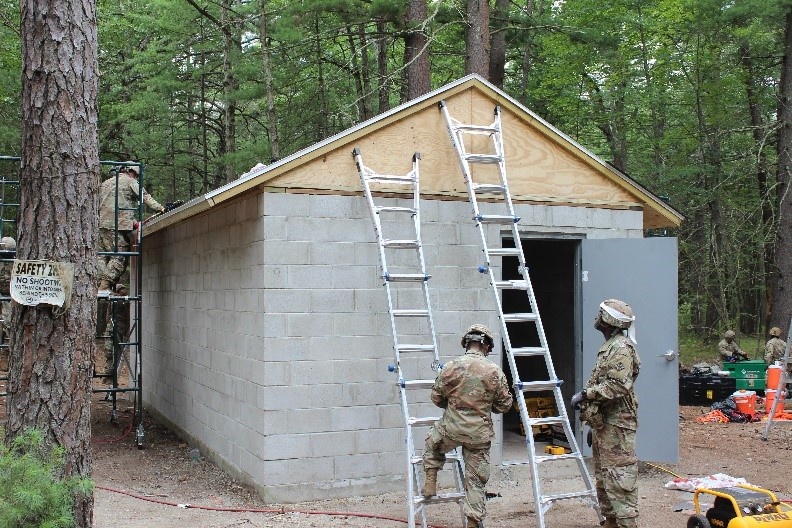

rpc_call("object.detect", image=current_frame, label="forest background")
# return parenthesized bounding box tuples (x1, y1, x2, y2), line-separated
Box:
(1, 0, 792, 354)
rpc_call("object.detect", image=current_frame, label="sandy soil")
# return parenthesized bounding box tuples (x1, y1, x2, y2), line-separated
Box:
(89, 397, 792, 528)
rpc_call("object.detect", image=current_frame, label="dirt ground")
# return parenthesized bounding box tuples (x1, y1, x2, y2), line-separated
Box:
(88, 396, 792, 528)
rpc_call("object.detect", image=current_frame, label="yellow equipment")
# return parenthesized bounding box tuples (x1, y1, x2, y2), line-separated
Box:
(688, 484, 792, 528)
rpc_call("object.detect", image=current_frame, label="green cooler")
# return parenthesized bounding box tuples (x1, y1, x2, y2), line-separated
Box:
(722, 360, 766, 391)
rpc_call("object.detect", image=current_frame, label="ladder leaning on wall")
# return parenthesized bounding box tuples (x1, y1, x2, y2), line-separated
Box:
(438, 101, 602, 528)
(352, 148, 467, 528)
(762, 318, 792, 440)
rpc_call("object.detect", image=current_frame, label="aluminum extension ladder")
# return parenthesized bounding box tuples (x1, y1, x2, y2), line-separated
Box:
(439, 101, 601, 528)
(762, 318, 792, 440)
(353, 148, 467, 528)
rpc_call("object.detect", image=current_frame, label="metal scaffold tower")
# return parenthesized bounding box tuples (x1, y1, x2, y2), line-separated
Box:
(353, 148, 467, 528)
(438, 102, 601, 528)
(0, 156, 146, 448)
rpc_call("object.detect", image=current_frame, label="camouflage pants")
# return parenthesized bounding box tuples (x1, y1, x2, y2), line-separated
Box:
(423, 427, 490, 523)
(592, 424, 638, 528)
(98, 228, 132, 284)
(0, 300, 9, 370)
(96, 298, 130, 376)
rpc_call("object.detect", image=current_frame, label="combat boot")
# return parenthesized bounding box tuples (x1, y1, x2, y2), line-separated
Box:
(98, 279, 112, 298)
(422, 468, 438, 497)
(600, 518, 618, 528)
(466, 516, 482, 528)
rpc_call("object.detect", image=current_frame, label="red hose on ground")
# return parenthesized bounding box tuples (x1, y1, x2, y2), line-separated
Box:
(96, 485, 448, 527)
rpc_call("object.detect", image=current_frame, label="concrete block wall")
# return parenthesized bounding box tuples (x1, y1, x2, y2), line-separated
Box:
(142, 191, 643, 502)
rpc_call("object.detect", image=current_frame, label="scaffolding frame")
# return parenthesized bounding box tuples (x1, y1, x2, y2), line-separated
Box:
(0, 156, 146, 448)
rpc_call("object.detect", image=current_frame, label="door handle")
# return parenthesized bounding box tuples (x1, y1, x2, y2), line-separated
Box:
(658, 350, 676, 361)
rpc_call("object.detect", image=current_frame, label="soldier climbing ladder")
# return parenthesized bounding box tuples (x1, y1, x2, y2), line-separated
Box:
(438, 101, 602, 528)
(353, 148, 467, 528)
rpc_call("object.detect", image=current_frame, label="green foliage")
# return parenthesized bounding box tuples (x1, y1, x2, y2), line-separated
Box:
(1, 0, 791, 332)
(0, 429, 92, 528)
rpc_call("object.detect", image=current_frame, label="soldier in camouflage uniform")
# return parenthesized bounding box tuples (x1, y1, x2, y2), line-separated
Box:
(571, 299, 640, 528)
(0, 236, 14, 371)
(97, 163, 164, 295)
(718, 330, 747, 363)
(422, 324, 512, 528)
(764, 327, 790, 380)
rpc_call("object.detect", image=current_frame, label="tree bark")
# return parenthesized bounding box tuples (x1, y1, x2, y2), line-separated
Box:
(771, 8, 792, 332)
(465, 0, 490, 78)
(404, 0, 430, 100)
(740, 42, 776, 331)
(221, 0, 238, 184)
(489, 0, 509, 87)
(13, 0, 99, 526)
(259, 0, 280, 161)
(376, 20, 391, 113)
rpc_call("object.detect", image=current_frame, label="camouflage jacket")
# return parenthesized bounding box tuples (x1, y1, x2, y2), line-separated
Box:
(431, 349, 513, 447)
(765, 337, 787, 365)
(99, 173, 163, 230)
(718, 339, 746, 361)
(581, 333, 640, 431)
(0, 261, 10, 296)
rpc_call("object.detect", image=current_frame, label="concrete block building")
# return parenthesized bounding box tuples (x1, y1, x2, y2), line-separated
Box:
(142, 75, 683, 502)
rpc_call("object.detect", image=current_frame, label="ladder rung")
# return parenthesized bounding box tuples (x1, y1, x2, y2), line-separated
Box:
(541, 490, 597, 504)
(409, 416, 440, 427)
(465, 154, 502, 164)
(384, 273, 429, 282)
(375, 206, 415, 214)
(503, 312, 539, 322)
(400, 379, 435, 390)
(411, 451, 462, 465)
(366, 174, 415, 184)
(382, 239, 420, 249)
(488, 248, 521, 257)
(454, 124, 499, 134)
(529, 416, 564, 426)
(516, 380, 563, 392)
(500, 459, 532, 467)
(414, 492, 466, 505)
(472, 183, 505, 194)
(475, 214, 519, 224)
(495, 280, 528, 290)
(393, 309, 430, 317)
(511, 346, 547, 357)
(397, 344, 436, 353)
(535, 453, 580, 464)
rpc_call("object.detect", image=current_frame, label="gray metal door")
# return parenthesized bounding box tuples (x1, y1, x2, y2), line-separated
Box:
(580, 237, 679, 463)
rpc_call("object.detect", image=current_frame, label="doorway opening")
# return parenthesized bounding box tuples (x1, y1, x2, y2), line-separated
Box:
(500, 237, 580, 461)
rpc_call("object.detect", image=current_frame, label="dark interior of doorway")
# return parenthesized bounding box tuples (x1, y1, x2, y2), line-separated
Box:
(500, 237, 579, 453)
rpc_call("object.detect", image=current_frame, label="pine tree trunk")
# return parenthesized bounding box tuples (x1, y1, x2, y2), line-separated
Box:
(771, 8, 792, 332)
(259, 0, 280, 161)
(12, 0, 99, 526)
(489, 0, 509, 87)
(404, 0, 430, 100)
(221, 0, 238, 184)
(465, 0, 490, 78)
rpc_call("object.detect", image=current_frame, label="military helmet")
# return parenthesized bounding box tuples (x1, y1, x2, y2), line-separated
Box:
(125, 162, 140, 175)
(598, 299, 634, 329)
(1, 236, 16, 250)
(724, 330, 736, 339)
(461, 324, 494, 349)
(769, 327, 782, 337)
